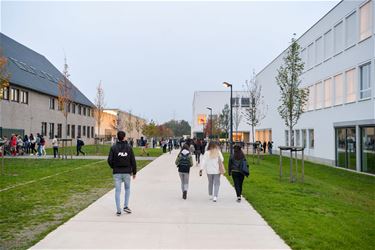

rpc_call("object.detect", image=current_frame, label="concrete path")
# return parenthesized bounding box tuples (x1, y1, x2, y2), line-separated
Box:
(4, 155, 157, 161)
(31, 150, 290, 249)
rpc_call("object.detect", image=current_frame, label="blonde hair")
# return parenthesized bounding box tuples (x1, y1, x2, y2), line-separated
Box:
(207, 141, 220, 159)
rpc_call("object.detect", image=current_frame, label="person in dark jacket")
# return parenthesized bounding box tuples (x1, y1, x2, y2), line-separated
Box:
(228, 144, 248, 202)
(76, 137, 85, 156)
(263, 141, 267, 154)
(175, 144, 193, 200)
(194, 139, 203, 165)
(108, 131, 137, 216)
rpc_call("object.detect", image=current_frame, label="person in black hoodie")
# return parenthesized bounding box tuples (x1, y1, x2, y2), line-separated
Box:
(108, 131, 137, 216)
(228, 144, 248, 202)
(175, 144, 193, 199)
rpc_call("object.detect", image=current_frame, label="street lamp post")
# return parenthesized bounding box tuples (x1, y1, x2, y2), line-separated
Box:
(206, 107, 213, 139)
(223, 82, 233, 155)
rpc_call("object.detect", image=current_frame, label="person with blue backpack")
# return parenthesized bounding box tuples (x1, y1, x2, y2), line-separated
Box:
(175, 144, 193, 200)
(228, 144, 249, 202)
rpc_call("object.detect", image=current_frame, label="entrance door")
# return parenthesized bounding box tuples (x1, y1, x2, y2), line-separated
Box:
(335, 127, 356, 170)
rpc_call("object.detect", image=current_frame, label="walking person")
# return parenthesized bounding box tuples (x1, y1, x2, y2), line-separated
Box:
(140, 136, 149, 156)
(200, 141, 224, 202)
(36, 133, 42, 157)
(175, 144, 193, 199)
(267, 141, 273, 155)
(263, 141, 267, 154)
(77, 136, 86, 156)
(228, 145, 249, 202)
(107, 131, 137, 216)
(23, 134, 30, 154)
(40, 136, 46, 156)
(52, 135, 59, 158)
(29, 133, 37, 155)
(168, 138, 173, 154)
(194, 139, 202, 165)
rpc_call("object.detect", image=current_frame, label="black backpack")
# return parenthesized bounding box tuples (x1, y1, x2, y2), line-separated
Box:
(178, 153, 191, 173)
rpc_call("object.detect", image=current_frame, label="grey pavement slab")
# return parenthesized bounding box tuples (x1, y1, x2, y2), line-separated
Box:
(31, 150, 290, 249)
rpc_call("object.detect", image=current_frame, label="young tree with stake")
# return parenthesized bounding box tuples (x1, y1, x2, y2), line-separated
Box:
(94, 81, 105, 139)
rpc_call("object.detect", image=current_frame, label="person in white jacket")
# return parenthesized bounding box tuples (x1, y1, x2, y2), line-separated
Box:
(199, 141, 224, 202)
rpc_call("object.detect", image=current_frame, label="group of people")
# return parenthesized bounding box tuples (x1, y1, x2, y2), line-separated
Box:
(175, 140, 249, 202)
(0, 133, 86, 158)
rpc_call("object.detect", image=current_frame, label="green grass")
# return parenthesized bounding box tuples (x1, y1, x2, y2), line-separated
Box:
(224, 153, 375, 250)
(45, 144, 163, 157)
(0, 159, 150, 250)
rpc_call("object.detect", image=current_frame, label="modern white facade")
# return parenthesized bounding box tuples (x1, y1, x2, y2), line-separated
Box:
(192, 0, 375, 174)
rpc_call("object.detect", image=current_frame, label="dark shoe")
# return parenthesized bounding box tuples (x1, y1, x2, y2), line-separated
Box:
(237, 197, 241, 202)
(183, 191, 187, 200)
(116, 212, 121, 216)
(123, 207, 132, 214)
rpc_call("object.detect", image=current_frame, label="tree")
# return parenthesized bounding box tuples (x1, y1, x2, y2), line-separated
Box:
(142, 120, 158, 138)
(163, 120, 191, 137)
(94, 81, 105, 138)
(111, 111, 123, 132)
(0, 51, 10, 100)
(243, 70, 267, 145)
(233, 95, 243, 139)
(125, 110, 134, 137)
(204, 116, 221, 138)
(135, 116, 142, 138)
(57, 57, 72, 139)
(219, 104, 230, 139)
(276, 36, 308, 147)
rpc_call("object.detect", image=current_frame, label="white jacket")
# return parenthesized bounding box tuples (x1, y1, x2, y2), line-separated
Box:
(200, 150, 224, 175)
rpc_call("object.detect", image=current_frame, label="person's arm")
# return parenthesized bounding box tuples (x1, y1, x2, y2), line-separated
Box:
(175, 154, 180, 166)
(130, 147, 137, 178)
(107, 146, 114, 168)
(189, 155, 193, 167)
(228, 157, 233, 176)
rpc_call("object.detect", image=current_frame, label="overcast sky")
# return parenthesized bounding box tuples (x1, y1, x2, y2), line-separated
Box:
(1, 0, 339, 123)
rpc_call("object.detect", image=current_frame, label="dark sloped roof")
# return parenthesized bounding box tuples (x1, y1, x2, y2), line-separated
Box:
(0, 32, 94, 107)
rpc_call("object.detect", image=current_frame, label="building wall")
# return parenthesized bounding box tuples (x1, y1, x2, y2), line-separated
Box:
(0, 84, 95, 146)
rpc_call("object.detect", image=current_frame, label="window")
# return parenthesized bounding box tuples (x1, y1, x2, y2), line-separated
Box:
(308, 85, 315, 110)
(41, 122, 47, 137)
(346, 12, 357, 47)
(68, 103, 71, 113)
(324, 30, 333, 59)
(302, 129, 307, 148)
(334, 21, 344, 54)
(71, 125, 76, 139)
(361, 127, 375, 174)
(324, 78, 332, 107)
(241, 97, 250, 107)
(2, 87, 9, 100)
(285, 130, 289, 147)
(91, 127, 94, 138)
(360, 63, 371, 99)
(87, 108, 91, 117)
(360, 1, 372, 40)
(334, 74, 344, 105)
(78, 125, 81, 138)
(346, 69, 356, 103)
(316, 82, 323, 109)
(10, 88, 19, 102)
(83, 107, 87, 116)
(72, 103, 76, 114)
(309, 129, 314, 149)
(57, 124, 62, 138)
(307, 43, 314, 69)
(49, 123, 55, 139)
(296, 130, 301, 146)
(78, 105, 82, 115)
(315, 37, 323, 64)
(83, 126, 86, 136)
(20, 91, 28, 104)
(67, 124, 70, 137)
(232, 97, 240, 107)
(49, 98, 55, 109)
(87, 126, 90, 138)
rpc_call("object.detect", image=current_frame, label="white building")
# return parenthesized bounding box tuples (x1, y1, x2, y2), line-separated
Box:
(192, 0, 375, 175)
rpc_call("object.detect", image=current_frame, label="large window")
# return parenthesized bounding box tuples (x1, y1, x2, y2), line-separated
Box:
(71, 125, 76, 139)
(49, 123, 55, 139)
(78, 125, 82, 138)
(307, 43, 314, 69)
(309, 129, 314, 149)
(346, 12, 357, 47)
(232, 97, 240, 107)
(41, 122, 47, 137)
(316, 82, 323, 109)
(67, 124, 70, 137)
(49, 97, 55, 110)
(336, 127, 356, 170)
(296, 130, 301, 146)
(334, 21, 344, 54)
(308, 85, 315, 110)
(87, 126, 91, 138)
(346, 69, 356, 103)
(83, 125, 86, 136)
(57, 124, 62, 138)
(302, 129, 307, 148)
(20, 90, 28, 104)
(315, 37, 323, 64)
(2, 87, 9, 100)
(91, 127, 94, 138)
(241, 97, 250, 107)
(324, 78, 332, 107)
(10, 88, 19, 102)
(72, 103, 76, 114)
(361, 127, 375, 174)
(360, 63, 371, 99)
(360, 0, 372, 40)
(334, 74, 344, 105)
(324, 30, 333, 59)
(78, 105, 82, 115)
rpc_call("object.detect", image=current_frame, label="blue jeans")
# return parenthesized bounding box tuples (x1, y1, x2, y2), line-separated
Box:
(113, 174, 131, 213)
(37, 144, 42, 156)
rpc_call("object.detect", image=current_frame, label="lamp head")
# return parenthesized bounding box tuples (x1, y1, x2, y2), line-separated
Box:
(223, 82, 232, 88)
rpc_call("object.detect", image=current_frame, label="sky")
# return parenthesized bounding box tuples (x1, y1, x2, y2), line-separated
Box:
(1, 0, 339, 123)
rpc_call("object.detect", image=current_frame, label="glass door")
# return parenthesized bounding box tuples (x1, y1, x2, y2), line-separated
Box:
(335, 127, 356, 170)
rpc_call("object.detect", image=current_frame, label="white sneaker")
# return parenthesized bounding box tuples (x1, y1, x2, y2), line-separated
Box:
(213, 196, 217, 202)
(209, 195, 213, 200)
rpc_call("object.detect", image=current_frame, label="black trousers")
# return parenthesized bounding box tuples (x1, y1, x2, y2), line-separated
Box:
(195, 151, 201, 163)
(232, 171, 245, 197)
(53, 147, 59, 158)
(77, 146, 85, 156)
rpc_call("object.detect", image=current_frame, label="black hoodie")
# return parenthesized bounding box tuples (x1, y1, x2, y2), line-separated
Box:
(107, 141, 137, 175)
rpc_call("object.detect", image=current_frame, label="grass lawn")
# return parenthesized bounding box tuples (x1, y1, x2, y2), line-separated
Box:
(0, 158, 150, 250)
(224, 153, 375, 250)
(45, 144, 163, 157)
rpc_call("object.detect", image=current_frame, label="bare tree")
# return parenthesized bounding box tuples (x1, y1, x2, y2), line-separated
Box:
(233, 95, 242, 141)
(243, 70, 267, 145)
(219, 104, 230, 139)
(111, 111, 123, 132)
(94, 81, 105, 138)
(125, 110, 134, 138)
(0, 50, 10, 100)
(57, 57, 72, 139)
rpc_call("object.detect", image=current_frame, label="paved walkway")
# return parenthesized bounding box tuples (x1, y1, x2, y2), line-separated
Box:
(4, 155, 157, 161)
(31, 150, 290, 249)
